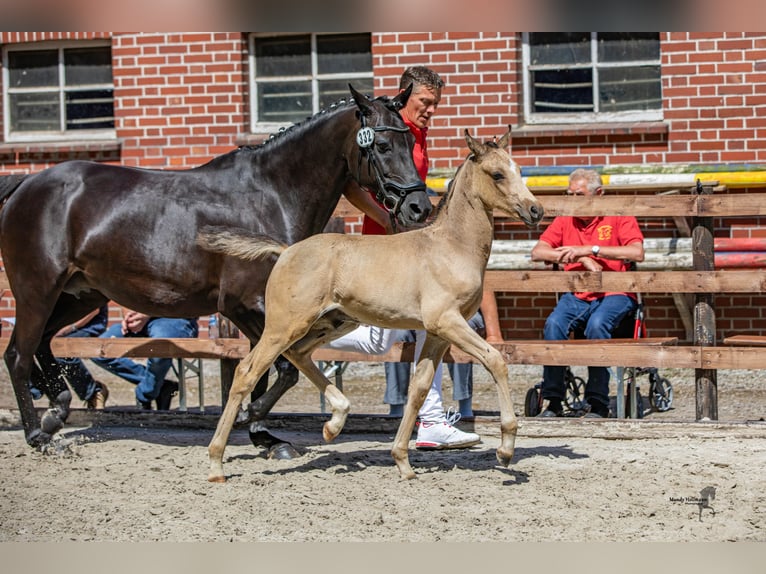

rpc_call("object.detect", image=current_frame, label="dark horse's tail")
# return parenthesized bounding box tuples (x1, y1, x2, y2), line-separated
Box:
(0, 174, 28, 208)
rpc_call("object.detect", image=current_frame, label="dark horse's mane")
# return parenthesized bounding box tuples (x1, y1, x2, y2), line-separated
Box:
(199, 94, 401, 170)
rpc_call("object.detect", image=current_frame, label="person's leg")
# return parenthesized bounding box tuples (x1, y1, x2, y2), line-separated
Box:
(448, 310, 484, 417)
(142, 318, 198, 408)
(583, 295, 637, 416)
(414, 330, 480, 449)
(325, 325, 404, 355)
(91, 323, 149, 387)
(383, 330, 415, 415)
(540, 293, 590, 415)
(57, 330, 98, 401)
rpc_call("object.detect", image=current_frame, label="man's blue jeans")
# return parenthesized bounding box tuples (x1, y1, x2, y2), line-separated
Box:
(92, 318, 198, 404)
(542, 293, 637, 410)
(57, 320, 107, 401)
(383, 310, 485, 405)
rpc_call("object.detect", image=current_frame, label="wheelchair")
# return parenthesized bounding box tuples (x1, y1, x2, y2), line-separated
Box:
(524, 293, 674, 419)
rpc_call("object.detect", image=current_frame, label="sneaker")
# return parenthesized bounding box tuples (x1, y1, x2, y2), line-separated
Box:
(156, 380, 179, 411)
(415, 415, 481, 450)
(86, 382, 109, 410)
(136, 399, 152, 410)
(536, 408, 562, 418)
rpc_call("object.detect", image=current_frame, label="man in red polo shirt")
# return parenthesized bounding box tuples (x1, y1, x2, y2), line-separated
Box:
(530, 168, 645, 418)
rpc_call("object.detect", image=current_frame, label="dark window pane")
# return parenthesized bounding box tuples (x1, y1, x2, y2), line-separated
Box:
(529, 33, 590, 66)
(599, 66, 662, 112)
(8, 50, 58, 88)
(64, 47, 113, 85)
(531, 68, 593, 113)
(65, 89, 115, 129)
(258, 80, 312, 123)
(598, 33, 660, 62)
(317, 33, 371, 74)
(255, 35, 311, 77)
(9, 92, 60, 131)
(319, 78, 373, 110)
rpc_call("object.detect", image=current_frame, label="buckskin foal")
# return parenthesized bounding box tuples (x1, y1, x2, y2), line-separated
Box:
(201, 128, 543, 481)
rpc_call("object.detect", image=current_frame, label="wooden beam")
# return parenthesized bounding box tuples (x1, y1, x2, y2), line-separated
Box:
(331, 188, 766, 220)
(48, 337, 250, 359)
(484, 270, 766, 293)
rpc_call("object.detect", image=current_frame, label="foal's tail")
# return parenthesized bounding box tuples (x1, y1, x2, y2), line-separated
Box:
(197, 226, 287, 261)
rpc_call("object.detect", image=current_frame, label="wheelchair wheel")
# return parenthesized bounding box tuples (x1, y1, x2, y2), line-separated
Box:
(649, 375, 674, 412)
(565, 373, 587, 412)
(624, 382, 645, 419)
(524, 386, 542, 417)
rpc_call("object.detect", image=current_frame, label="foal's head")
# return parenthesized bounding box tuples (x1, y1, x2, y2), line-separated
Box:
(464, 128, 544, 227)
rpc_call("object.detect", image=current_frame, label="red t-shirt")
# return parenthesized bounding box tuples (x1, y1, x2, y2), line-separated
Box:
(539, 215, 644, 301)
(361, 117, 427, 235)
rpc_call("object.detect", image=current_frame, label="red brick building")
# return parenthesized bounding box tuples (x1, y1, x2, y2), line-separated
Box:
(2, 32, 765, 340)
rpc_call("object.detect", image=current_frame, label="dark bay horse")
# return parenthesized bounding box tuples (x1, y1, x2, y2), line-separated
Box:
(0, 84, 431, 449)
(200, 128, 544, 481)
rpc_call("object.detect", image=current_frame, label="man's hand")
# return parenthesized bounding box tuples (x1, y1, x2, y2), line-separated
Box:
(122, 311, 151, 335)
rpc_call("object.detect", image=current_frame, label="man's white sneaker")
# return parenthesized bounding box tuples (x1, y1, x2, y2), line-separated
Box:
(415, 420, 481, 450)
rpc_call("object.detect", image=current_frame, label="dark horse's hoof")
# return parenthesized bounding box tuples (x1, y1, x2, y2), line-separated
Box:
(26, 428, 53, 448)
(249, 430, 300, 460)
(268, 442, 300, 460)
(40, 389, 72, 435)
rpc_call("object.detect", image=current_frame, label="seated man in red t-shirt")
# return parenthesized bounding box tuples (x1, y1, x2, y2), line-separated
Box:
(530, 168, 645, 418)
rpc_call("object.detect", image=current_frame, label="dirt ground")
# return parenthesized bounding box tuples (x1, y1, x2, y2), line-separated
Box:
(1, 360, 765, 542)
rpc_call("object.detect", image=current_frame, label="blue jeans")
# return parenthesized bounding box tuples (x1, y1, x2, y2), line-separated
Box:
(542, 293, 637, 409)
(57, 314, 108, 401)
(92, 317, 198, 404)
(383, 311, 485, 405)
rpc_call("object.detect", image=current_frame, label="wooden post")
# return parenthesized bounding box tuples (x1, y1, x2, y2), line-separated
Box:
(217, 314, 241, 406)
(692, 180, 718, 420)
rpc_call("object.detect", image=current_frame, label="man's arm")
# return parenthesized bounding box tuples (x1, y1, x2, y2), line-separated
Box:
(479, 289, 503, 343)
(343, 180, 393, 234)
(532, 239, 645, 266)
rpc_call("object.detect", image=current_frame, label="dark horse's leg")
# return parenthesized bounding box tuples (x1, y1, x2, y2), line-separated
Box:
(237, 356, 300, 459)
(31, 345, 72, 436)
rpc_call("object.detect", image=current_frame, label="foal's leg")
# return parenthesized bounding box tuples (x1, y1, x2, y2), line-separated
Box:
(390, 334, 450, 479)
(283, 349, 351, 442)
(435, 315, 517, 467)
(207, 340, 285, 482)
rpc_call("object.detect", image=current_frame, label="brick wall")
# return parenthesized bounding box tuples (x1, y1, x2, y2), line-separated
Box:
(372, 32, 766, 171)
(111, 32, 247, 168)
(2, 32, 766, 342)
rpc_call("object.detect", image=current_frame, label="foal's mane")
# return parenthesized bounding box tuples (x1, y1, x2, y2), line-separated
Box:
(429, 139, 503, 223)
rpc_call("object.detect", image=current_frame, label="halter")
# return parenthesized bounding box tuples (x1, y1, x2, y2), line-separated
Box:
(355, 114, 426, 229)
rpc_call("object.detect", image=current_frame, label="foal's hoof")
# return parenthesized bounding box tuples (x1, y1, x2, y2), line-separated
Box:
(268, 442, 299, 460)
(208, 474, 227, 483)
(40, 409, 65, 435)
(496, 449, 513, 468)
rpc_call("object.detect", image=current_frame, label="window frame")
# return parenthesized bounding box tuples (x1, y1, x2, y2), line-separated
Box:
(247, 32, 373, 133)
(521, 32, 662, 125)
(2, 39, 116, 143)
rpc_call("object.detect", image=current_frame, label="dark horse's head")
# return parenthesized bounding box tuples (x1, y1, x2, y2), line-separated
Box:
(348, 84, 431, 228)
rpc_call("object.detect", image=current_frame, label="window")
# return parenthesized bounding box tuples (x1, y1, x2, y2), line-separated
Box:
(2, 43, 115, 141)
(522, 33, 662, 124)
(249, 33, 373, 129)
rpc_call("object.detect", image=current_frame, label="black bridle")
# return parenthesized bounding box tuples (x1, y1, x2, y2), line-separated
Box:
(355, 114, 426, 229)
